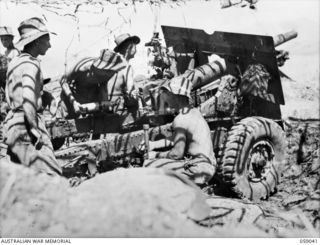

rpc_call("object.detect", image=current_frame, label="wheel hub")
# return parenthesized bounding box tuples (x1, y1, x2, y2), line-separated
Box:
(247, 140, 274, 182)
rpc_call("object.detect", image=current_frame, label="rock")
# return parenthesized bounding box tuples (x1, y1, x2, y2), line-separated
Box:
(282, 194, 307, 208)
(303, 200, 320, 211)
(310, 158, 320, 173)
(285, 164, 303, 178)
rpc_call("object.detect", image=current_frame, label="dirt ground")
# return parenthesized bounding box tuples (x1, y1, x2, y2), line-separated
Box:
(258, 118, 320, 236)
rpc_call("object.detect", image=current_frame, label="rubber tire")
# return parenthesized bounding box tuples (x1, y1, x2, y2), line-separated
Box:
(217, 117, 286, 201)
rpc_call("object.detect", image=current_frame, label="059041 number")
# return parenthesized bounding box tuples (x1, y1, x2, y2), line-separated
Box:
(300, 239, 318, 243)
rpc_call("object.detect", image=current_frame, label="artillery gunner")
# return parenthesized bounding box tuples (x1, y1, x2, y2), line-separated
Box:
(3, 18, 61, 176)
(140, 55, 227, 186)
(143, 87, 217, 186)
(60, 33, 141, 126)
(103, 33, 141, 123)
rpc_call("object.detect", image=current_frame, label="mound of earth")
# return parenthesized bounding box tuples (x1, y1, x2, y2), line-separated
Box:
(1, 155, 318, 238)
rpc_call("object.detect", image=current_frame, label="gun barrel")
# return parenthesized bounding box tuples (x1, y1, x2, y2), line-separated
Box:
(273, 30, 298, 47)
(189, 58, 227, 91)
(79, 101, 115, 114)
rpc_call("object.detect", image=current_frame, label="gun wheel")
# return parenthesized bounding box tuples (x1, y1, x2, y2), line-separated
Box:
(217, 117, 286, 201)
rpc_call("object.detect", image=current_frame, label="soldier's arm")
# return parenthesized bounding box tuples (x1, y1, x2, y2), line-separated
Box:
(156, 128, 186, 159)
(60, 60, 76, 101)
(22, 63, 40, 138)
(60, 74, 76, 105)
(156, 118, 187, 159)
(125, 65, 141, 99)
(150, 139, 173, 150)
(123, 64, 140, 108)
(60, 63, 83, 113)
(125, 65, 135, 94)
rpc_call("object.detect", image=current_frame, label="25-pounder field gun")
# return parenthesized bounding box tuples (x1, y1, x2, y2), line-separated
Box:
(38, 27, 297, 200)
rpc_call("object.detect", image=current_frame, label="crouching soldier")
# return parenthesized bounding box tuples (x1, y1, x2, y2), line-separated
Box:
(142, 88, 216, 186)
(3, 17, 62, 176)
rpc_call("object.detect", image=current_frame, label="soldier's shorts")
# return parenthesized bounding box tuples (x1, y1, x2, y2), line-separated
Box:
(3, 111, 62, 176)
(143, 157, 216, 186)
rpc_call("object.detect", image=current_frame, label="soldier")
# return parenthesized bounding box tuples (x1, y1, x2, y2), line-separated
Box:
(3, 17, 62, 176)
(99, 33, 141, 123)
(142, 88, 217, 186)
(0, 26, 20, 109)
(0, 26, 20, 64)
(60, 33, 141, 125)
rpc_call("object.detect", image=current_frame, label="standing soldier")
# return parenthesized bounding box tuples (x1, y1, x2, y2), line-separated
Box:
(0, 26, 20, 64)
(0, 26, 20, 117)
(60, 33, 141, 125)
(101, 33, 141, 123)
(3, 17, 62, 176)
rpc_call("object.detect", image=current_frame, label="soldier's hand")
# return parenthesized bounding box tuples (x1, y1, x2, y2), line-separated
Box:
(131, 88, 143, 100)
(138, 140, 155, 153)
(73, 101, 81, 114)
(69, 177, 82, 187)
(137, 141, 146, 153)
(73, 101, 86, 114)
